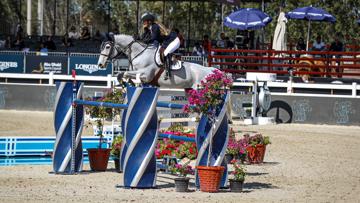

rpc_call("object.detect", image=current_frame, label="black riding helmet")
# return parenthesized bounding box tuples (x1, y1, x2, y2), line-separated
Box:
(141, 12, 156, 22)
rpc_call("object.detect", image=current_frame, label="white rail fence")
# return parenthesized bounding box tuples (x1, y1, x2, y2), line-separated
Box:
(1, 73, 360, 98)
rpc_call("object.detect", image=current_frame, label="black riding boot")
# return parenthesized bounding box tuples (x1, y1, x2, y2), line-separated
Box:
(164, 55, 172, 80)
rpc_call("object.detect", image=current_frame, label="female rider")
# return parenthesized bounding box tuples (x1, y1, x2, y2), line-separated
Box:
(141, 12, 180, 80)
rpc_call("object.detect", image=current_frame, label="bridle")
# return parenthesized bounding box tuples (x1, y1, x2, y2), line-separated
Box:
(100, 40, 150, 71)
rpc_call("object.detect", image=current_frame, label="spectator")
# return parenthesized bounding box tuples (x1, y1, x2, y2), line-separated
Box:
(329, 34, 344, 76)
(13, 35, 25, 50)
(295, 37, 306, 58)
(311, 35, 326, 51)
(62, 33, 73, 47)
(192, 42, 205, 56)
(15, 23, 23, 38)
(4, 36, 12, 49)
(296, 37, 306, 51)
(44, 36, 56, 51)
(80, 27, 91, 40)
(93, 30, 103, 42)
(329, 34, 344, 52)
(68, 26, 80, 39)
(225, 36, 234, 49)
(216, 32, 226, 48)
(202, 34, 210, 54)
(39, 43, 48, 56)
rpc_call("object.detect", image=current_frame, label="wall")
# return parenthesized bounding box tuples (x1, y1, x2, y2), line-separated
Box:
(230, 94, 360, 126)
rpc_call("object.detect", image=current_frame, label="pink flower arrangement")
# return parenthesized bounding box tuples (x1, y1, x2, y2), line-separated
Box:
(183, 69, 233, 117)
(226, 137, 249, 156)
(163, 131, 195, 138)
(230, 159, 246, 181)
(226, 137, 239, 155)
(169, 162, 195, 177)
(155, 138, 197, 160)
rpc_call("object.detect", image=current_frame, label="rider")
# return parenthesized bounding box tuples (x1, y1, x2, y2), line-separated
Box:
(140, 12, 180, 80)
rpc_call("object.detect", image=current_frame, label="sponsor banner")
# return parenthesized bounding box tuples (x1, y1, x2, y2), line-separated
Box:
(69, 56, 112, 76)
(0, 54, 24, 73)
(25, 55, 67, 74)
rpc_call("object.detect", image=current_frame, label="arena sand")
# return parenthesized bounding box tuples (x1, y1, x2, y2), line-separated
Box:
(0, 110, 360, 202)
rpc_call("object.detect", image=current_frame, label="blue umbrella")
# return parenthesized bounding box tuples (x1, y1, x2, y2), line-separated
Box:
(224, 8, 272, 30)
(357, 19, 360, 25)
(286, 6, 336, 51)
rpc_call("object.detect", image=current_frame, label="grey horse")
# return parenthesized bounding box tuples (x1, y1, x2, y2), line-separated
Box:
(97, 34, 216, 89)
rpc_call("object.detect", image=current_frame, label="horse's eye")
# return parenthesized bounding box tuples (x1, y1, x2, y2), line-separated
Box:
(106, 45, 110, 49)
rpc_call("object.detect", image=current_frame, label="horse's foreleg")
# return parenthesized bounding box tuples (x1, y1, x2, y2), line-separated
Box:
(122, 69, 155, 83)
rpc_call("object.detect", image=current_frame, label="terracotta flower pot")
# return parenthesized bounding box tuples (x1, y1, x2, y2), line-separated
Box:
(229, 179, 244, 192)
(87, 148, 111, 171)
(196, 166, 224, 193)
(246, 144, 266, 164)
(174, 177, 190, 192)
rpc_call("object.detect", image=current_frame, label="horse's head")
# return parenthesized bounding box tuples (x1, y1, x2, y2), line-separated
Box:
(98, 41, 116, 68)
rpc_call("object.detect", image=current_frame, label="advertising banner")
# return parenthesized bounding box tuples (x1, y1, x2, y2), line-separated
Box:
(25, 55, 67, 74)
(69, 56, 112, 76)
(0, 54, 24, 73)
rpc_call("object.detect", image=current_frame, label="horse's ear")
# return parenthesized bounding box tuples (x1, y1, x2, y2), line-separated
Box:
(106, 33, 114, 42)
(109, 35, 115, 42)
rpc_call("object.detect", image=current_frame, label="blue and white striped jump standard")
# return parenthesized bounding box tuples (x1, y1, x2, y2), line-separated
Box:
(122, 86, 159, 188)
(195, 93, 230, 188)
(53, 82, 84, 174)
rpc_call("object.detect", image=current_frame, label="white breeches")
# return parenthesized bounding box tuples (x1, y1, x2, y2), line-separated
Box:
(164, 37, 180, 56)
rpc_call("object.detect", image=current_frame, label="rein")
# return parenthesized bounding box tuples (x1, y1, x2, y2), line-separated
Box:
(101, 40, 150, 71)
(117, 40, 150, 71)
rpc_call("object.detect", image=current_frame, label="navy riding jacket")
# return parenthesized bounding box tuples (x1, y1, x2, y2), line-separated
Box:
(142, 23, 177, 48)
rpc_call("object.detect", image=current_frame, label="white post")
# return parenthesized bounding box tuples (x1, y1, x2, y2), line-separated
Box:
(352, 82, 357, 97)
(251, 80, 257, 118)
(37, 0, 44, 36)
(107, 74, 112, 88)
(49, 72, 54, 85)
(221, 4, 224, 32)
(26, 0, 32, 36)
(306, 20, 311, 51)
(287, 80, 293, 94)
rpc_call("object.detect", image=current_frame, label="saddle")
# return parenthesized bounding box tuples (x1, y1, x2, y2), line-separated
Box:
(154, 46, 183, 70)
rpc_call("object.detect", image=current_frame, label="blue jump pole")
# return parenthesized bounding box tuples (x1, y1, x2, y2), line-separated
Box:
(74, 99, 128, 109)
(53, 82, 84, 174)
(156, 102, 185, 109)
(159, 133, 195, 142)
(195, 93, 230, 188)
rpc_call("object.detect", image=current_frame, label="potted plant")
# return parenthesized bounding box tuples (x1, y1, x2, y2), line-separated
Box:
(110, 135, 123, 172)
(169, 161, 194, 192)
(85, 88, 124, 171)
(225, 137, 238, 164)
(184, 69, 233, 192)
(229, 160, 246, 192)
(242, 133, 271, 164)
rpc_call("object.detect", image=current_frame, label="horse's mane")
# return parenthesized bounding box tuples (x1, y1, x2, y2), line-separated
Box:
(114, 34, 157, 49)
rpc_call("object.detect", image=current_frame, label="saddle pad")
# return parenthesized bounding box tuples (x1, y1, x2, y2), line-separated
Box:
(155, 46, 163, 66)
(171, 60, 183, 70)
